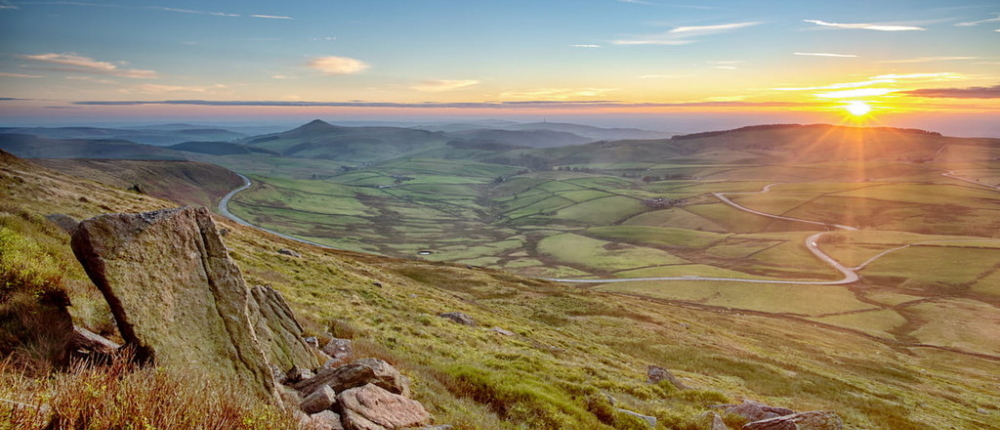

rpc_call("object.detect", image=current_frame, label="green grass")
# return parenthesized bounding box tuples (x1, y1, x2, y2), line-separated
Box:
(613, 264, 760, 279)
(585, 226, 726, 250)
(810, 310, 908, 338)
(595, 281, 877, 316)
(548, 196, 647, 225)
(537, 233, 687, 273)
(622, 208, 727, 232)
(859, 246, 1000, 290)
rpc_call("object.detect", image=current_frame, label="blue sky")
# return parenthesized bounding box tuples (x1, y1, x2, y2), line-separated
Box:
(0, 0, 998, 134)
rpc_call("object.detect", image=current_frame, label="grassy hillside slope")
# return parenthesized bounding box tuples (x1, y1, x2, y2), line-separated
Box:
(2, 152, 998, 429)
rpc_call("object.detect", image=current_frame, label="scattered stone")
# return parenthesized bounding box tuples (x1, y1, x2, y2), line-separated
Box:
(373, 281, 383, 288)
(300, 385, 338, 414)
(700, 411, 727, 430)
(338, 384, 432, 430)
(490, 327, 515, 336)
(70, 206, 277, 400)
(725, 400, 795, 423)
(305, 337, 321, 348)
(219, 228, 229, 236)
(286, 366, 316, 384)
(743, 410, 843, 430)
(295, 358, 411, 399)
(438, 312, 475, 327)
(127, 183, 146, 194)
(279, 248, 302, 258)
(616, 409, 657, 427)
(647, 365, 689, 390)
(248, 284, 322, 372)
(45, 213, 80, 236)
(323, 338, 354, 368)
(68, 326, 119, 356)
(305, 410, 345, 430)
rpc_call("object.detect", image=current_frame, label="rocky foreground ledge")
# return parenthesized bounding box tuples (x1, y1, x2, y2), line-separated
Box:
(69, 206, 438, 430)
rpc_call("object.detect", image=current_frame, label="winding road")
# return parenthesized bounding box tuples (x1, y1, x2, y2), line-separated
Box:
(220, 176, 862, 286)
(219, 173, 344, 250)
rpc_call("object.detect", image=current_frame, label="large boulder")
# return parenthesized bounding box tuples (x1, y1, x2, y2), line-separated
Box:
(295, 358, 411, 398)
(322, 338, 354, 368)
(248, 283, 322, 372)
(647, 365, 689, 390)
(305, 410, 345, 430)
(338, 384, 431, 430)
(70, 206, 275, 399)
(726, 400, 795, 422)
(743, 410, 843, 430)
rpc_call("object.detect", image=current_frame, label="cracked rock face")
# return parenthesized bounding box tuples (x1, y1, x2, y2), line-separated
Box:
(71, 206, 275, 399)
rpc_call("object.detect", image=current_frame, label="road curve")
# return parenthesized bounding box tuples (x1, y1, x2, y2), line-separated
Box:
(220, 175, 859, 286)
(218, 174, 344, 250)
(548, 186, 861, 285)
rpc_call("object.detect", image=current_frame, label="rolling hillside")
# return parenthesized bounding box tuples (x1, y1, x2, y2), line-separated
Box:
(0, 133, 187, 160)
(3, 148, 998, 430)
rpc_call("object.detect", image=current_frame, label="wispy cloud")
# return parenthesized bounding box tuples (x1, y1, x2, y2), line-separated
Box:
(251, 14, 292, 20)
(18, 53, 158, 78)
(793, 52, 857, 58)
(150, 6, 238, 17)
(614, 0, 653, 5)
(870, 72, 965, 81)
(670, 22, 759, 34)
(307, 56, 369, 75)
(880, 56, 978, 63)
(901, 84, 1000, 98)
(803, 19, 924, 31)
(73, 99, 807, 109)
(0, 72, 42, 78)
(956, 14, 1000, 26)
(771, 79, 892, 91)
(410, 79, 479, 92)
(0, 1, 17, 9)
(571, 44, 602, 48)
(66, 75, 117, 84)
(815, 88, 896, 98)
(121, 84, 224, 94)
(614, 21, 759, 45)
(499, 88, 617, 100)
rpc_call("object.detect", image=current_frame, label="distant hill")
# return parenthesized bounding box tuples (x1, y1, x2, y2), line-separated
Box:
(445, 128, 590, 148)
(32, 158, 243, 209)
(169, 141, 280, 156)
(0, 126, 247, 146)
(515, 123, 999, 167)
(504, 121, 674, 141)
(0, 133, 187, 160)
(242, 120, 454, 162)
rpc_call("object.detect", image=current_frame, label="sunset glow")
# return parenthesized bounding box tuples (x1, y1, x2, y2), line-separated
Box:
(0, 0, 997, 135)
(845, 101, 872, 117)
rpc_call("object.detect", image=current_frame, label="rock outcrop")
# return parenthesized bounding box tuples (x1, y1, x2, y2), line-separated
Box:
(322, 338, 354, 368)
(295, 358, 411, 398)
(617, 409, 657, 427)
(70, 206, 276, 399)
(249, 283, 322, 371)
(45, 214, 80, 236)
(743, 410, 843, 430)
(647, 365, 689, 390)
(338, 384, 431, 430)
(438, 312, 475, 326)
(725, 400, 795, 422)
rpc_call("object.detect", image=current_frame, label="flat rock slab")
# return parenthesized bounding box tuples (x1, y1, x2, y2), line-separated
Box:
(338, 384, 431, 430)
(295, 358, 410, 399)
(71, 206, 275, 399)
(743, 410, 843, 430)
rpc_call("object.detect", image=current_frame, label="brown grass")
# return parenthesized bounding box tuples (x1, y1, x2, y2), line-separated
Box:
(0, 351, 298, 430)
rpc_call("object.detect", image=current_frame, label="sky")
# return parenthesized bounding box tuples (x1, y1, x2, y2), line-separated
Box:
(0, 0, 998, 135)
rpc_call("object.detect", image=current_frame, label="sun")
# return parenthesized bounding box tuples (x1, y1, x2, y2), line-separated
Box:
(845, 101, 872, 117)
